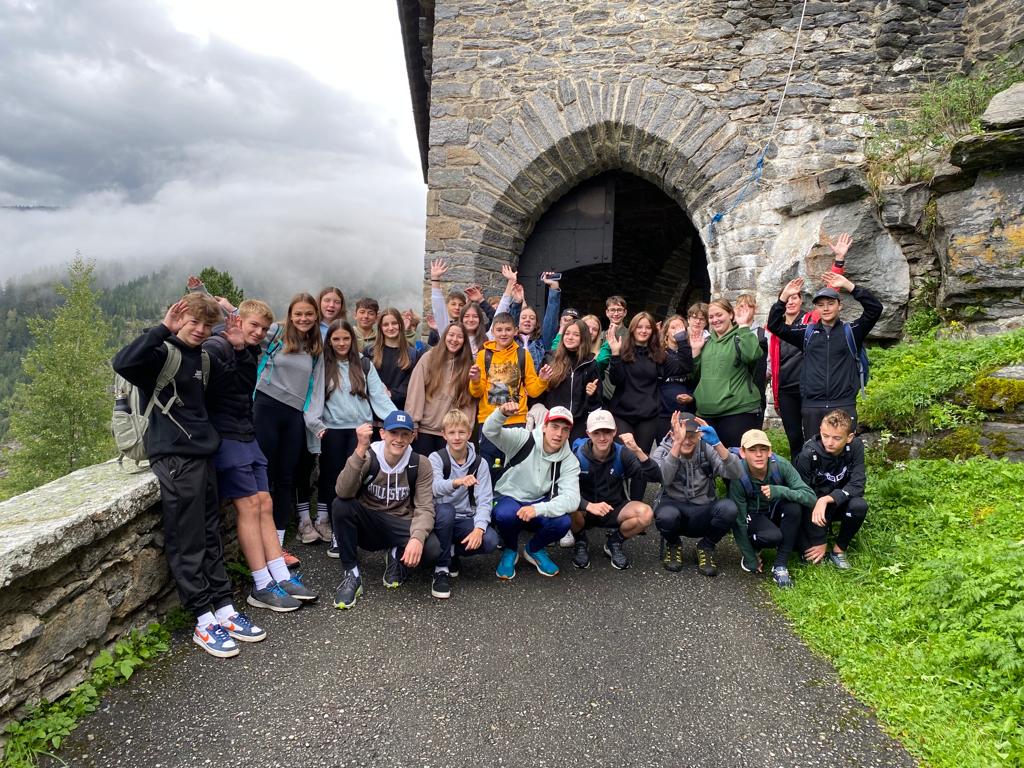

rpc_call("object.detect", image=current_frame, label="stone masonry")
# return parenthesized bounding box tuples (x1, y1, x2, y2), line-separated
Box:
(399, 0, 1024, 334)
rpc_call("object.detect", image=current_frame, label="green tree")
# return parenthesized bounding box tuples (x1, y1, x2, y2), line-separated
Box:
(0, 257, 115, 498)
(197, 266, 244, 306)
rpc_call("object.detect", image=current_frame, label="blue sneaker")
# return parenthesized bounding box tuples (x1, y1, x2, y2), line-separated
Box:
(496, 549, 519, 580)
(219, 612, 266, 643)
(193, 623, 239, 658)
(280, 573, 318, 601)
(523, 547, 560, 577)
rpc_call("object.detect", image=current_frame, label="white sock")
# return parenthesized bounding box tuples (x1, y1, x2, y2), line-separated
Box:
(390, 546, 398, 559)
(214, 605, 236, 624)
(316, 502, 328, 523)
(277, 529, 285, 545)
(297, 502, 311, 523)
(349, 565, 360, 579)
(434, 566, 449, 575)
(267, 556, 290, 583)
(252, 567, 272, 591)
(196, 611, 216, 628)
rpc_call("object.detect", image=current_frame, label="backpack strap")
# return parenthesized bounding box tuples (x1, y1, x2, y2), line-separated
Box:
(506, 434, 536, 470)
(200, 348, 210, 388)
(572, 438, 590, 474)
(802, 322, 816, 351)
(361, 451, 381, 489)
(360, 356, 372, 375)
(465, 453, 482, 508)
(484, 348, 494, 377)
(254, 326, 283, 398)
(842, 322, 867, 393)
(517, 346, 527, 382)
(611, 442, 624, 478)
(407, 453, 419, 497)
(551, 457, 561, 498)
(142, 342, 193, 438)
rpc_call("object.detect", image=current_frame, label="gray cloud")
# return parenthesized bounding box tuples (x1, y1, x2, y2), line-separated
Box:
(0, 0, 426, 308)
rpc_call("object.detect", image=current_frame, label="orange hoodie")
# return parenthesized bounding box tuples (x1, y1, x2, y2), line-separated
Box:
(469, 340, 547, 425)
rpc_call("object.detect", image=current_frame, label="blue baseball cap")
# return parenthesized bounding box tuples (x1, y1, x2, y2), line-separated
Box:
(382, 410, 415, 432)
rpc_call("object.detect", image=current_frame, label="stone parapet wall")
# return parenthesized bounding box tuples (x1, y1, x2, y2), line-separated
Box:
(0, 461, 235, 731)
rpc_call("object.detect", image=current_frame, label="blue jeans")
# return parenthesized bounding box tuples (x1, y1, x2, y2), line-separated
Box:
(493, 495, 571, 552)
(433, 503, 500, 568)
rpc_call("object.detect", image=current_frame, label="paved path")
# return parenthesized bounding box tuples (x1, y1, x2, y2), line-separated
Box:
(55, 535, 915, 768)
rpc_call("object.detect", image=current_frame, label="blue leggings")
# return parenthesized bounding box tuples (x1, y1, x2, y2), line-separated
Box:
(493, 495, 570, 552)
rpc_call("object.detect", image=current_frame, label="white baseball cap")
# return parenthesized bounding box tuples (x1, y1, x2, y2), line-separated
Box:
(586, 409, 616, 432)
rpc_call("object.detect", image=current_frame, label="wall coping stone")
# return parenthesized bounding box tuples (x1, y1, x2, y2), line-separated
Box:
(0, 460, 159, 589)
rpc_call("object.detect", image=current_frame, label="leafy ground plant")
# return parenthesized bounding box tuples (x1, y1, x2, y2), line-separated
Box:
(773, 457, 1024, 767)
(1, 624, 170, 768)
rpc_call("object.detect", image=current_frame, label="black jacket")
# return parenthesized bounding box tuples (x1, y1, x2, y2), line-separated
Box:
(766, 285, 882, 408)
(542, 352, 601, 422)
(112, 325, 221, 460)
(203, 334, 258, 442)
(575, 439, 662, 510)
(793, 435, 866, 507)
(363, 344, 418, 411)
(608, 343, 692, 421)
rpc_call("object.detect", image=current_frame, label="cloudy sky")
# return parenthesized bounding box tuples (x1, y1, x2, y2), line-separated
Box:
(0, 0, 427, 307)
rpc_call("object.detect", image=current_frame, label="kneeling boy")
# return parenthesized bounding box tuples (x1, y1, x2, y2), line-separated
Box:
(428, 409, 498, 597)
(331, 411, 442, 608)
(650, 412, 744, 576)
(730, 429, 816, 589)
(794, 409, 867, 569)
(570, 409, 661, 571)
(486, 402, 581, 579)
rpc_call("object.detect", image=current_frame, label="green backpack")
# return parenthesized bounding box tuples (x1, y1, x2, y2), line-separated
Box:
(112, 342, 209, 468)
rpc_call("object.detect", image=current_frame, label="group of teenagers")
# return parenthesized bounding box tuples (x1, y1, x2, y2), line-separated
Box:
(112, 231, 882, 659)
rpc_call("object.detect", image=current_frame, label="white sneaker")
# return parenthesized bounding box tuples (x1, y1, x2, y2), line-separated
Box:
(296, 519, 319, 545)
(558, 530, 575, 548)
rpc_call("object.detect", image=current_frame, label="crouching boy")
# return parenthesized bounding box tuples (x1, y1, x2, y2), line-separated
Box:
(113, 294, 261, 658)
(650, 412, 744, 576)
(794, 409, 867, 569)
(331, 410, 442, 609)
(569, 409, 661, 571)
(486, 402, 581, 579)
(428, 409, 498, 597)
(730, 429, 816, 589)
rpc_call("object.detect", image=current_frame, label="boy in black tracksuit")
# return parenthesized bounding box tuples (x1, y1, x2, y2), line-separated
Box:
(793, 409, 867, 569)
(113, 294, 255, 658)
(568, 409, 662, 571)
(767, 271, 882, 440)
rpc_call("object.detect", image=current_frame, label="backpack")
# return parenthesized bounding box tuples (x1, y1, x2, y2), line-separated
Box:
(255, 326, 319, 409)
(436, 449, 484, 508)
(112, 342, 210, 468)
(504, 434, 563, 497)
(803, 322, 869, 394)
(733, 327, 767, 395)
(361, 451, 420, 498)
(572, 438, 624, 478)
(729, 446, 782, 500)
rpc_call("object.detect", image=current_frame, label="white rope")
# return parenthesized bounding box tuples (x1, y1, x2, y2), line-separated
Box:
(764, 0, 812, 151)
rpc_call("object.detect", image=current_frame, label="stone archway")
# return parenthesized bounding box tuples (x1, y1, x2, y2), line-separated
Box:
(423, 77, 768, 297)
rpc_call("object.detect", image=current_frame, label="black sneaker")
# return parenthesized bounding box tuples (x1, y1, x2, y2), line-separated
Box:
(695, 546, 718, 577)
(327, 534, 339, 559)
(572, 536, 591, 569)
(431, 571, 451, 599)
(661, 538, 683, 573)
(449, 554, 461, 578)
(603, 535, 630, 570)
(333, 570, 362, 609)
(383, 548, 409, 588)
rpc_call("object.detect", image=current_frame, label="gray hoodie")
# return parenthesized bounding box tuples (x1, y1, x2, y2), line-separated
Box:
(428, 443, 493, 531)
(651, 436, 743, 506)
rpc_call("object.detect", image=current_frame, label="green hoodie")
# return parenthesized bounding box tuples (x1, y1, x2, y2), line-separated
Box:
(483, 408, 581, 518)
(693, 324, 762, 418)
(729, 453, 816, 569)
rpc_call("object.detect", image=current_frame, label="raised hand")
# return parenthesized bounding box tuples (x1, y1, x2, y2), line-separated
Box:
(355, 422, 374, 449)
(605, 329, 622, 355)
(538, 363, 554, 382)
(465, 284, 484, 303)
(162, 300, 189, 334)
(826, 232, 853, 261)
(619, 432, 639, 453)
(734, 303, 755, 328)
(585, 379, 599, 397)
(186, 275, 203, 290)
(430, 259, 450, 282)
(469, 364, 481, 382)
(688, 330, 705, 356)
(499, 400, 519, 417)
(223, 313, 245, 349)
(780, 277, 804, 301)
(426, 313, 437, 331)
(511, 283, 525, 304)
(214, 296, 235, 313)
(541, 271, 560, 290)
(670, 411, 687, 444)
(822, 271, 854, 292)
(501, 264, 518, 286)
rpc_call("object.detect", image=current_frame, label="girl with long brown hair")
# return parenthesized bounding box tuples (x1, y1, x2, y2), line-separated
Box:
(253, 293, 326, 554)
(366, 307, 418, 411)
(542, 319, 601, 442)
(405, 322, 476, 455)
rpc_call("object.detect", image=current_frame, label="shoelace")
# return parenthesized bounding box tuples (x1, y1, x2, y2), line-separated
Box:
(209, 624, 233, 642)
(270, 582, 289, 597)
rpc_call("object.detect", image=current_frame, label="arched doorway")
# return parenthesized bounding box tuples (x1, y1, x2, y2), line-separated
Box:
(517, 171, 709, 321)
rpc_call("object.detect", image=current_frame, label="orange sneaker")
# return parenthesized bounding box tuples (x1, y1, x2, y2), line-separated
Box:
(281, 549, 301, 569)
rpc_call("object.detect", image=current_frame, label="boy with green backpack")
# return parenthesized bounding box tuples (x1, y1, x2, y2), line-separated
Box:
(730, 429, 816, 589)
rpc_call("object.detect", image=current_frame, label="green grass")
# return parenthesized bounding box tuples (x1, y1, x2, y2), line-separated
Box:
(773, 457, 1024, 767)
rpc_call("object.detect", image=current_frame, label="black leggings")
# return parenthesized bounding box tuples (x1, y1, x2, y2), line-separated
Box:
(413, 432, 447, 456)
(613, 415, 660, 500)
(318, 428, 359, 507)
(776, 388, 804, 458)
(746, 501, 802, 568)
(254, 392, 306, 531)
(704, 411, 762, 452)
(654, 498, 738, 549)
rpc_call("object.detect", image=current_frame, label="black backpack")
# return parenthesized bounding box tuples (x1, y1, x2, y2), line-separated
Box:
(504, 434, 563, 497)
(436, 449, 484, 507)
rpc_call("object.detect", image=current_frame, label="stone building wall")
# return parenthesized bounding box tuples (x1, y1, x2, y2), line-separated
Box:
(0, 461, 237, 732)
(407, 0, 1024, 335)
